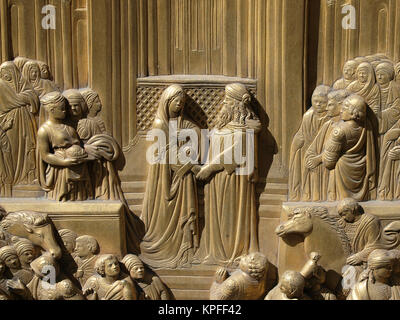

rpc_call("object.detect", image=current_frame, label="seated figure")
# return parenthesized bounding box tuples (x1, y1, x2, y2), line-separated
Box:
(210, 253, 269, 300)
(83, 254, 136, 300)
(321, 94, 377, 201)
(74, 235, 99, 287)
(122, 254, 170, 300)
(337, 198, 381, 266)
(347, 249, 399, 300)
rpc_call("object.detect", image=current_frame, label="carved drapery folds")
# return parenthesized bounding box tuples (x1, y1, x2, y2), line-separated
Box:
(288, 54, 400, 202)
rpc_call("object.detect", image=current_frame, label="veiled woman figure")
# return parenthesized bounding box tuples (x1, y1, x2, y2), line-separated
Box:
(375, 62, 400, 136)
(13, 57, 29, 73)
(78, 88, 107, 139)
(348, 62, 381, 114)
(37, 61, 53, 81)
(22, 61, 60, 99)
(78, 88, 125, 202)
(37, 91, 92, 201)
(140, 84, 200, 269)
(0, 61, 39, 186)
(22, 60, 60, 127)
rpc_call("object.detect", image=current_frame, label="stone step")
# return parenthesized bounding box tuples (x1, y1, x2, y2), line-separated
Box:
(160, 275, 214, 291)
(263, 182, 288, 195)
(11, 184, 45, 199)
(259, 193, 287, 205)
(125, 193, 145, 205)
(12, 184, 42, 191)
(129, 205, 143, 216)
(266, 177, 288, 184)
(121, 181, 146, 193)
(259, 204, 283, 219)
(131, 203, 284, 218)
(171, 289, 210, 300)
(156, 268, 216, 277)
(12, 190, 45, 199)
(155, 267, 216, 300)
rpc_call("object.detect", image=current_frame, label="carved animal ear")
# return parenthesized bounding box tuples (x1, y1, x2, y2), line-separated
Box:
(23, 224, 33, 234)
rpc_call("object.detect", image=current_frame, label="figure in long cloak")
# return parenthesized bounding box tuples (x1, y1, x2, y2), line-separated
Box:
(0, 61, 39, 186)
(375, 62, 400, 137)
(289, 85, 331, 201)
(305, 90, 349, 201)
(140, 84, 200, 269)
(321, 94, 377, 201)
(194, 83, 261, 267)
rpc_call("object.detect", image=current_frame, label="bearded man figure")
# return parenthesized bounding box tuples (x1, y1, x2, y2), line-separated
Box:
(194, 83, 262, 267)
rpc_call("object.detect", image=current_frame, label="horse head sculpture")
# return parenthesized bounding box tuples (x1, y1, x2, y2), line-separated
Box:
(276, 206, 352, 275)
(0, 210, 62, 259)
(275, 207, 314, 238)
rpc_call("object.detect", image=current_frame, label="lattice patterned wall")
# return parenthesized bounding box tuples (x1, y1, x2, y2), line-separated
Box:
(136, 85, 257, 132)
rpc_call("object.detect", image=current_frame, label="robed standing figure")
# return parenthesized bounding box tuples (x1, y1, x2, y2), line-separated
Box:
(140, 85, 200, 269)
(194, 83, 262, 267)
(0, 61, 39, 187)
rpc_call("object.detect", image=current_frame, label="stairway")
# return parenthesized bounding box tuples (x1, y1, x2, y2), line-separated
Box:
(123, 178, 289, 219)
(156, 267, 216, 300)
(258, 178, 288, 219)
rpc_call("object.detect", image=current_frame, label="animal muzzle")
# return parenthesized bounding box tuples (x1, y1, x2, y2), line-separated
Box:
(48, 246, 62, 260)
(275, 224, 287, 236)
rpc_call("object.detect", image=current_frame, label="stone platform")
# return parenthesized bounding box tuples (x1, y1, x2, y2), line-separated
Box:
(278, 201, 400, 277)
(0, 199, 127, 257)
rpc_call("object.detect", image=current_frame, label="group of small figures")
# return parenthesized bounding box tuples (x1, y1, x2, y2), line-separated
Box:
(266, 248, 400, 300)
(289, 53, 400, 202)
(0, 207, 169, 300)
(0, 56, 124, 203)
(210, 249, 400, 300)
